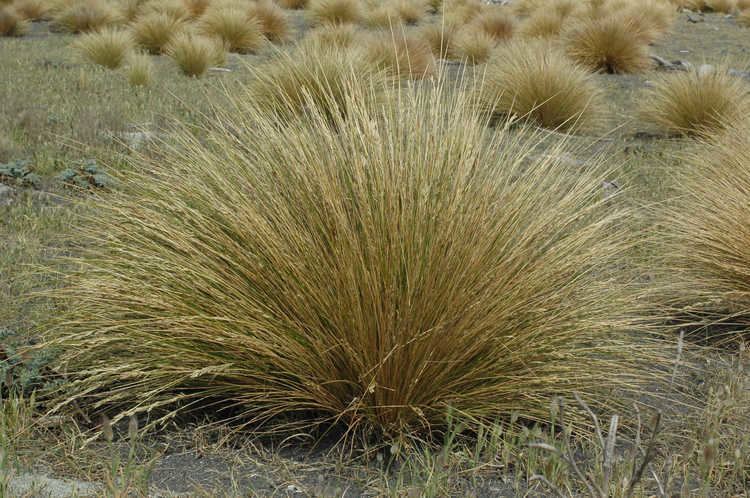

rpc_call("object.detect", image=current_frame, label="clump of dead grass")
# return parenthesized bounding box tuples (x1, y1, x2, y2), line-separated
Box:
(305, 21, 358, 48)
(639, 67, 750, 137)
(123, 50, 154, 86)
(167, 31, 225, 76)
(245, 44, 390, 123)
(419, 20, 460, 59)
(660, 123, 750, 333)
(308, 0, 362, 25)
(12, 0, 50, 20)
(44, 75, 671, 438)
(200, 6, 266, 53)
(247, 0, 289, 42)
(738, 9, 750, 26)
(452, 28, 496, 64)
(478, 40, 603, 131)
(0, 5, 29, 35)
(364, 31, 435, 78)
(705, 0, 737, 12)
(131, 11, 186, 54)
(52, 0, 116, 33)
(74, 27, 134, 69)
(520, 10, 565, 39)
(471, 7, 515, 41)
(564, 16, 652, 74)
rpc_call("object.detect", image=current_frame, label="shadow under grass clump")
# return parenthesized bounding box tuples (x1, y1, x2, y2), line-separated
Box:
(41, 74, 676, 443)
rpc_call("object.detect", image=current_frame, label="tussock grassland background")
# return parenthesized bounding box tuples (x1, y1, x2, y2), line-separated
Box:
(1, 0, 750, 496)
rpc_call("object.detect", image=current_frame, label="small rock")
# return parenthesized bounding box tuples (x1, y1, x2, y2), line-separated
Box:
(0, 184, 14, 206)
(687, 13, 704, 22)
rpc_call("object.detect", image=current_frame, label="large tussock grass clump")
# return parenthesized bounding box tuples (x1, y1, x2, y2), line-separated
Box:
(661, 124, 750, 334)
(639, 67, 750, 137)
(74, 27, 133, 69)
(46, 77, 670, 436)
(564, 16, 652, 74)
(477, 40, 603, 131)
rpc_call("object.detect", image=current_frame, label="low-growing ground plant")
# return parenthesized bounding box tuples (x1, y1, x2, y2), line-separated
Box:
(123, 50, 154, 86)
(131, 11, 186, 54)
(0, 5, 28, 36)
(43, 75, 673, 441)
(477, 40, 603, 131)
(365, 31, 435, 79)
(309, 0, 363, 25)
(51, 0, 117, 33)
(199, 6, 266, 53)
(74, 27, 134, 69)
(564, 16, 652, 74)
(639, 67, 750, 137)
(661, 123, 750, 332)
